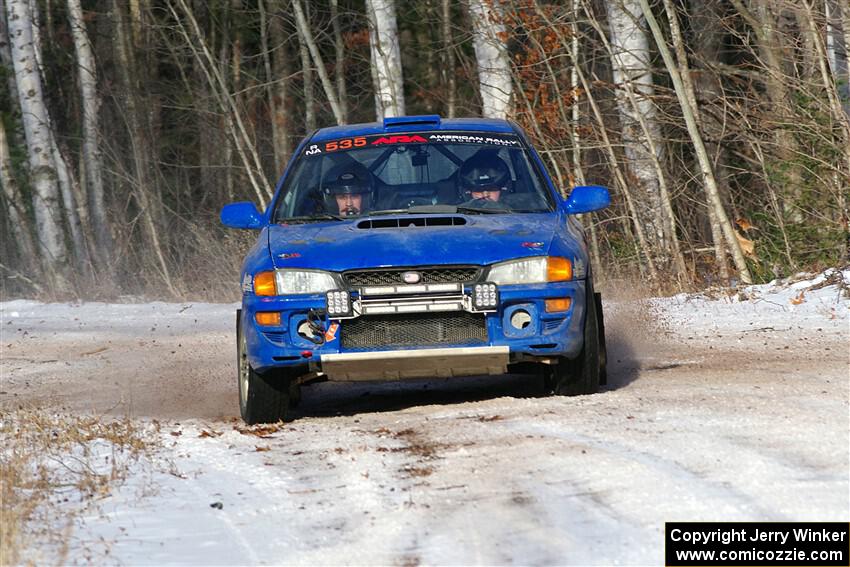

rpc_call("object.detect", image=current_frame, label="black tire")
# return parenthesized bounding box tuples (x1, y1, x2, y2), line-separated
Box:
(288, 380, 302, 409)
(237, 310, 292, 424)
(594, 291, 608, 386)
(551, 280, 601, 396)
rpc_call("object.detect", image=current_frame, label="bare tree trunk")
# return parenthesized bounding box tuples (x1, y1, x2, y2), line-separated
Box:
(843, 1, 850, 104)
(731, 0, 805, 221)
(0, 10, 26, 146)
(801, 0, 850, 179)
(640, 0, 753, 284)
(67, 0, 114, 271)
(114, 0, 177, 294)
(652, 0, 713, 283)
(442, 0, 456, 118)
(825, 0, 846, 107)
(0, 118, 38, 269)
(585, 0, 687, 283)
(259, 0, 277, 173)
(296, 15, 316, 132)
(366, 0, 405, 119)
(467, 0, 512, 118)
(6, 0, 70, 291)
(292, 0, 345, 124)
(269, 7, 291, 171)
(689, 0, 736, 280)
(168, 0, 274, 205)
(606, 0, 669, 279)
(571, 50, 659, 280)
(51, 137, 89, 270)
(330, 0, 348, 123)
(27, 0, 88, 271)
(566, 0, 602, 276)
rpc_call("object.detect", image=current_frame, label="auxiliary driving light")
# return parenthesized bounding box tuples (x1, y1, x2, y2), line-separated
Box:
(472, 283, 499, 311)
(325, 290, 353, 317)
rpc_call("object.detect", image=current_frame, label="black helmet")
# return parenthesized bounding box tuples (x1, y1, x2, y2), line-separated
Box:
(322, 169, 373, 215)
(458, 152, 512, 198)
(323, 171, 371, 196)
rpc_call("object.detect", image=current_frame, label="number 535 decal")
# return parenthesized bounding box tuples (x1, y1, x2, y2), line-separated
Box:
(325, 137, 366, 152)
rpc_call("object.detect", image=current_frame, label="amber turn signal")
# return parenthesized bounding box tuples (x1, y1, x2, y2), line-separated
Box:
(545, 298, 572, 313)
(254, 312, 281, 326)
(547, 257, 572, 282)
(253, 271, 277, 296)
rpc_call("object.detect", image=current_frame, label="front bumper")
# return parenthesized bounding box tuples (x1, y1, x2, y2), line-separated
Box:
(242, 280, 587, 376)
(320, 346, 509, 380)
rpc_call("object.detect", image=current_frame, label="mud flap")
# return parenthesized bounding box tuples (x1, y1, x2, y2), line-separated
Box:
(594, 292, 608, 386)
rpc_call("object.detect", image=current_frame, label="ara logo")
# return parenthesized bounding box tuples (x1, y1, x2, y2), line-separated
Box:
(371, 135, 428, 145)
(402, 271, 421, 284)
(305, 144, 322, 155)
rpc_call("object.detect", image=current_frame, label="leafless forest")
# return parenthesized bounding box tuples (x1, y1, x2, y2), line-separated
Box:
(1, 0, 848, 299)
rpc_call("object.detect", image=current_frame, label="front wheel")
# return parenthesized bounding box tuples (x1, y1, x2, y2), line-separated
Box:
(237, 310, 292, 424)
(550, 281, 601, 396)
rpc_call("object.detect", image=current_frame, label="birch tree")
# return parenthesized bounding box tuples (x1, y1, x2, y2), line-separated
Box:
(366, 0, 405, 119)
(28, 0, 88, 271)
(606, 0, 667, 275)
(67, 0, 113, 271)
(467, 0, 512, 119)
(0, 119, 38, 270)
(6, 0, 70, 290)
(825, 0, 849, 117)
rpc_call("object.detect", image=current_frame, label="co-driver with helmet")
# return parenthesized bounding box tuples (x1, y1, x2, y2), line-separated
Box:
(457, 151, 514, 208)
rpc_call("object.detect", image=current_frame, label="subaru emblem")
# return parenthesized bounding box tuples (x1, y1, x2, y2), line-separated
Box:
(402, 271, 421, 284)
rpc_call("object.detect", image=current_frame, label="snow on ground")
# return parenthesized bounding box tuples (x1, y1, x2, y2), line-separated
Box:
(650, 268, 849, 337)
(1, 270, 848, 565)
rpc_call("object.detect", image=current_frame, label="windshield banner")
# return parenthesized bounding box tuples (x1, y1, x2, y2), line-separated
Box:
(303, 132, 521, 156)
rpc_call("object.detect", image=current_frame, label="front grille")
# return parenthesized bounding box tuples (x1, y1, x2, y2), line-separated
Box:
(341, 312, 488, 350)
(344, 266, 480, 286)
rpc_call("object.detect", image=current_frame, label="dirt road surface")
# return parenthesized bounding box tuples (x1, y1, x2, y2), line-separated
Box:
(1, 295, 848, 564)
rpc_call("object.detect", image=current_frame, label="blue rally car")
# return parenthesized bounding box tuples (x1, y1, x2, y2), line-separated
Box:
(221, 115, 610, 424)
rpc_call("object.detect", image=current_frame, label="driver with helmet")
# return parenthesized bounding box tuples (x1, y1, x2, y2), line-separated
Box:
(458, 151, 513, 208)
(322, 167, 373, 217)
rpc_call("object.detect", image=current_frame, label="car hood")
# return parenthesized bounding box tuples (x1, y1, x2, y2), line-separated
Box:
(268, 214, 560, 271)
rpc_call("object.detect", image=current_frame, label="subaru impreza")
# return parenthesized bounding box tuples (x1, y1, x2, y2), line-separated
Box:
(221, 115, 610, 423)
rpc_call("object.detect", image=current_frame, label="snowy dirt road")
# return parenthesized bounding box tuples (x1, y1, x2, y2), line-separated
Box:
(1, 275, 848, 565)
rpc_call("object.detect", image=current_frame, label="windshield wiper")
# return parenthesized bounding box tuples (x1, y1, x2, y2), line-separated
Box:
(367, 209, 409, 216)
(279, 213, 345, 223)
(454, 205, 506, 215)
(367, 205, 457, 215)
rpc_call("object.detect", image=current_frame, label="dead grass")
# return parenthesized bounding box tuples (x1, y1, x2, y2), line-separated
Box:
(0, 410, 159, 565)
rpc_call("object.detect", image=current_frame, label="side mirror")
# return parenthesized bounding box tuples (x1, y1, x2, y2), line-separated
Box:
(563, 185, 610, 214)
(221, 202, 263, 229)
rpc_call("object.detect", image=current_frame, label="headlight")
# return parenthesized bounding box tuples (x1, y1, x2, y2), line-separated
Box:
(276, 269, 337, 294)
(488, 256, 572, 285)
(253, 269, 337, 295)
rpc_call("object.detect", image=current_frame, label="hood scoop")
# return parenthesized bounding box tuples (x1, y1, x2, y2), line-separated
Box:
(357, 216, 467, 229)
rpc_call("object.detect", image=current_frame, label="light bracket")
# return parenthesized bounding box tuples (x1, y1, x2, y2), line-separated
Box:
(325, 290, 353, 318)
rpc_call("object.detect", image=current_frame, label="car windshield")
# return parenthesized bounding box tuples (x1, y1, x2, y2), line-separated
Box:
(273, 132, 555, 222)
